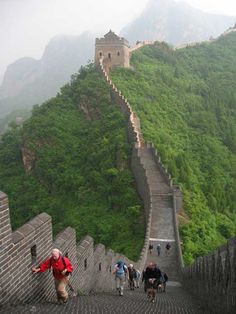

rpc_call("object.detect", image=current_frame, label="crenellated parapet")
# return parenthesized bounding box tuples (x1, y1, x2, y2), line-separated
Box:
(98, 58, 145, 148)
(97, 58, 157, 272)
(0, 192, 136, 306)
(182, 238, 236, 314)
(97, 58, 184, 274)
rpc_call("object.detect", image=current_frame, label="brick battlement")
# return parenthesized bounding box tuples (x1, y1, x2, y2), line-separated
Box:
(0, 192, 137, 306)
(97, 57, 184, 273)
(183, 238, 236, 314)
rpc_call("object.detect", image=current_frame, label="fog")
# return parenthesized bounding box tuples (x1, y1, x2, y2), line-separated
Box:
(1, 0, 236, 82)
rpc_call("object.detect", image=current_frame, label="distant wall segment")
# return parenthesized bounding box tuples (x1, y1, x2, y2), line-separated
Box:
(97, 58, 184, 274)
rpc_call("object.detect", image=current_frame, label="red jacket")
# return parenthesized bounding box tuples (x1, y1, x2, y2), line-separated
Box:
(39, 255, 73, 280)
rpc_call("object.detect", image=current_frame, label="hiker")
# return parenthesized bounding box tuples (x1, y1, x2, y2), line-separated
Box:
(158, 272, 168, 292)
(112, 260, 128, 296)
(144, 262, 161, 303)
(156, 243, 161, 256)
(165, 243, 171, 256)
(148, 244, 153, 254)
(128, 264, 136, 290)
(142, 269, 147, 292)
(32, 248, 73, 304)
(134, 269, 141, 288)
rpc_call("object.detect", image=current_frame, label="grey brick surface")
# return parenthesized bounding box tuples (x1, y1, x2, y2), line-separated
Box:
(0, 285, 209, 314)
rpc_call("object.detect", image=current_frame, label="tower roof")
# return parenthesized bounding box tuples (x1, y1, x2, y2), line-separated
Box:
(104, 30, 120, 40)
(96, 30, 129, 47)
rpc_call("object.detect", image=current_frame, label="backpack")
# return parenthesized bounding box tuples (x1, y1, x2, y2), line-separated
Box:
(49, 253, 72, 276)
(136, 269, 141, 279)
(159, 272, 168, 283)
(129, 267, 137, 278)
(166, 243, 171, 250)
(116, 261, 127, 276)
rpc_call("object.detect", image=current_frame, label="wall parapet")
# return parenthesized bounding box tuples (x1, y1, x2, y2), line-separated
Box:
(182, 238, 236, 314)
(98, 58, 145, 148)
(0, 192, 137, 306)
(98, 58, 186, 275)
(97, 59, 153, 273)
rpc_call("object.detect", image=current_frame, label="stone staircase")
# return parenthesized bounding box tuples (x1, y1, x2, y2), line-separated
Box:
(1, 286, 207, 314)
(139, 146, 180, 282)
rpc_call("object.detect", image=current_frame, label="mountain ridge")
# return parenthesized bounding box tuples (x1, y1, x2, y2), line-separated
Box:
(121, 0, 236, 44)
(0, 32, 94, 116)
(0, 0, 236, 120)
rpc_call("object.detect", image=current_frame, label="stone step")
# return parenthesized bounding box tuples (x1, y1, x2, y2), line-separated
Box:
(2, 286, 207, 314)
(139, 146, 184, 306)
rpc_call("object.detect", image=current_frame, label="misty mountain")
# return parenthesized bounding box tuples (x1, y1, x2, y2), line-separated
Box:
(1, 0, 236, 118)
(0, 32, 94, 116)
(121, 0, 236, 45)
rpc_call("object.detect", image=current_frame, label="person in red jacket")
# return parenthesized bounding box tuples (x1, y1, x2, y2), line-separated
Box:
(32, 248, 73, 304)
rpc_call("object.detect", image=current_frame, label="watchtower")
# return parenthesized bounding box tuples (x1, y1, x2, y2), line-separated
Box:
(95, 30, 130, 70)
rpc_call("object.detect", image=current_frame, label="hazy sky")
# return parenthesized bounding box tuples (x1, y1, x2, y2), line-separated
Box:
(1, 0, 236, 82)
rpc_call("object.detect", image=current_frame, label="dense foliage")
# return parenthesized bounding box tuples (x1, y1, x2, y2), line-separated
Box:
(112, 33, 236, 263)
(0, 109, 31, 135)
(0, 65, 144, 260)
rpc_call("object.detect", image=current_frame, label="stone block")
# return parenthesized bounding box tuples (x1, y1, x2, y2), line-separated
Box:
(12, 231, 25, 244)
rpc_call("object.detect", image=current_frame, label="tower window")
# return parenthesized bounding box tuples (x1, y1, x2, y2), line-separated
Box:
(99, 52, 102, 57)
(117, 51, 120, 56)
(31, 245, 37, 264)
(108, 53, 111, 59)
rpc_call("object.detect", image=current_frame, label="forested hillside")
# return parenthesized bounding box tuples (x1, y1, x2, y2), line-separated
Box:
(112, 32, 236, 263)
(0, 66, 144, 260)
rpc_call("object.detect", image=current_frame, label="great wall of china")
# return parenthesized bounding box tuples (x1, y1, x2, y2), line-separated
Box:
(0, 32, 236, 313)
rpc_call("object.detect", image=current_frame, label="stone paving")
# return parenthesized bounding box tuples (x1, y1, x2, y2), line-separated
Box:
(0, 285, 209, 314)
(139, 147, 179, 281)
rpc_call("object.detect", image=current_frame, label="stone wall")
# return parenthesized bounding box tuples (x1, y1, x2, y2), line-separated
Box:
(131, 144, 152, 273)
(129, 41, 154, 54)
(0, 191, 54, 305)
(98, 58, 144, 148)
(182, 237, 236, 314)
(97, 57, 183, 274)
(97, 59, 154, 272)
(0, 191, 136, 306)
